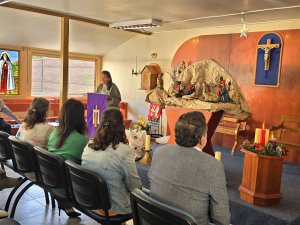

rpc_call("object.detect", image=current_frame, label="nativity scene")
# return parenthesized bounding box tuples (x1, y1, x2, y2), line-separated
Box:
(146, 58, 250, 119)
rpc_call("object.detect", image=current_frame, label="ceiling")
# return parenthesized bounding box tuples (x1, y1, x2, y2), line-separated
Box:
(12, 0, 300, 31)
(0, 0, 300, 54)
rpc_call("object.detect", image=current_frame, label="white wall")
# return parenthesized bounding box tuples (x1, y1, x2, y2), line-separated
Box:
(102, 19, 300, 131)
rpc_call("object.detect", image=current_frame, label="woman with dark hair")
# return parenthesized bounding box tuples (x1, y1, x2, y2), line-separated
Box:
(96, 70, 121, 108)
(82, 108, 141, 215)
(16, 97, 54, 148)
(48, 98, 88, 164)
(47, 99, 88, 218)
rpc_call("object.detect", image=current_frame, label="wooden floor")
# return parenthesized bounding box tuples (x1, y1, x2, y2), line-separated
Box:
(0, 167, 134, 225)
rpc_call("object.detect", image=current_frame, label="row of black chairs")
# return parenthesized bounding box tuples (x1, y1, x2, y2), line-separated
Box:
(0, 131, 198, 225)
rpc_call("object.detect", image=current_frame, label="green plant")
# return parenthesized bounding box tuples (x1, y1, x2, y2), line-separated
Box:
(241, 140, 288, 156)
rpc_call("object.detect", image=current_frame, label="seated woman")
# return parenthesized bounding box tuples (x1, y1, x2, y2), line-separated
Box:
(82, 108, 141, 215)
(16, 97, 54, 181)
(16, 97, 54, 149)
(48, 98, 88, 217)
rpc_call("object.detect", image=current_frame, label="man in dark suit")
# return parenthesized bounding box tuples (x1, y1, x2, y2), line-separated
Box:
(149, 111, 230, 225)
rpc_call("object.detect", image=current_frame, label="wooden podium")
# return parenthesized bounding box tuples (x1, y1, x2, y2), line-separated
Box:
(165, 106, 223, 156)
(239, 149, 284, 206)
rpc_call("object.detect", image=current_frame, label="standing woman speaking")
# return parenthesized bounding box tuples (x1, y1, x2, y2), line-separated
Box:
(96, 71, 121, 108)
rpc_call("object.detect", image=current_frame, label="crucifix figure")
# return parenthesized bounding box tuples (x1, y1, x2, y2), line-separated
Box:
(258, 38, 280, 71)
(92, 105, 100, 128)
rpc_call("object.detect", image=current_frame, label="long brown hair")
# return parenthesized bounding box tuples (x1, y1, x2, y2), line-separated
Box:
(24, 97, 49, 129)
(102, 70, 113, 90)
(56, 99, 86, 148)
(89, 108, 128, 151)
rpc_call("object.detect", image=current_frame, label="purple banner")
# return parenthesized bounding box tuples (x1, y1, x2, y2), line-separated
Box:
(87, 93, 107, 138)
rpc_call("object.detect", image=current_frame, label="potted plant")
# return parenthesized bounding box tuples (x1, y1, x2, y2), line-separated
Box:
(238, 140, 288, 206)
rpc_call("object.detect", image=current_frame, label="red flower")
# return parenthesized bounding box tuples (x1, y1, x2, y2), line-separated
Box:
(255, 145, 264, 151)
(245, 141, 251, 146)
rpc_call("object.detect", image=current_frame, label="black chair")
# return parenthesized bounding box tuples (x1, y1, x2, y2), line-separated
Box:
(130, 188, 198, 225)
(65, 160, 132, 225)
(0, 132, 27, 214)
(8, 136, 50, 218)
(0, 132, 17, 171)
(33, 146, 73, 214)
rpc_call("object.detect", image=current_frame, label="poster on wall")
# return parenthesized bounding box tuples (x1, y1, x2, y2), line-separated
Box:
(0, 49, 19, 95)
(254, 33, 283, 87)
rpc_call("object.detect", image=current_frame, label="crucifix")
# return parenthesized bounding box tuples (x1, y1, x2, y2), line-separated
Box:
(258, 38, 280, 71)
(92, 105, 100, 128)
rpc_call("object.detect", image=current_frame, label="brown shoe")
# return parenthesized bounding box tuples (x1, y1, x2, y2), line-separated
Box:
(0, 210, 8, 218)
(0, 176, 23, 191)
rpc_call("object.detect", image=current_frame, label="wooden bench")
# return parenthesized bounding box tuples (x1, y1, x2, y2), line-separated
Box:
(271, 115, 300, 151)
(215, 116, 247, 155)
(1, 98, 131, 133)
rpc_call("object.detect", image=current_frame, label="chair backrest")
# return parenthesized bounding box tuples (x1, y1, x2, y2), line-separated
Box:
(8, 136, 37, 175)
(0, 131, 13, 161)
(33, 146, 68, 190)
(130, 189, 198, 225)
(65, 160, 111, 211)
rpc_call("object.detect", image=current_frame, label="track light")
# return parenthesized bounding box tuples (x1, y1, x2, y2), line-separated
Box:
(110, 19, 162, 30)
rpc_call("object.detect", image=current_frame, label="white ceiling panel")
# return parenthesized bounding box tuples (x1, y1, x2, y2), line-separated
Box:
(69, 20, 136, 54)
(0, 7, 61, 50)
(0, 7, 136, 54)
(12, 0, 300, 25)
(1, 0, 300, 54)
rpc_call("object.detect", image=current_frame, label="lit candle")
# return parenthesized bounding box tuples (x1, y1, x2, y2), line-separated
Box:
(254, 122, 269, 147)
(215, 151, 222, 161)
(268, 133, 277, 148)
(145, 134, 151, 150)
(261, 123, 270, 147)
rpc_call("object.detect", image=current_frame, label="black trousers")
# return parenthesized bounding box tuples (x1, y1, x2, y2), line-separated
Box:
(0, 118, 11, 134)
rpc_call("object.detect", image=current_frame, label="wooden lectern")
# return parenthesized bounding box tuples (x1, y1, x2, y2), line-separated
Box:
(165, 106, 224, 156)
(239, 149, 284, 206)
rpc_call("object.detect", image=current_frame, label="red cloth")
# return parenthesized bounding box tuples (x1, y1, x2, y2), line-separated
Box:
(1, 62, 8, 93)
(148, 103, 162, 122)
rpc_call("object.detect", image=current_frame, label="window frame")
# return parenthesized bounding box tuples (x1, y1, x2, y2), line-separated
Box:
(28, 48, 101, 97)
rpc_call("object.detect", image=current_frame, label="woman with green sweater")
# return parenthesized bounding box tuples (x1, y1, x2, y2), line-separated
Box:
(48, 98, 88, 217)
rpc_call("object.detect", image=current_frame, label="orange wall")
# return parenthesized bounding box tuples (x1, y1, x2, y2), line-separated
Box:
(172, 29, 300, 163)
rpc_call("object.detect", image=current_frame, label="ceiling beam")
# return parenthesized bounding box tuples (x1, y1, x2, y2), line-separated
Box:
(2, 2, 151, 35)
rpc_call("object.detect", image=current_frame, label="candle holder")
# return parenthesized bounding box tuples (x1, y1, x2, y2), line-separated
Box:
(139, 148, 152, 165)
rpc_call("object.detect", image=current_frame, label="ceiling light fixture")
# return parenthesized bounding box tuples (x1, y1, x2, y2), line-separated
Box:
(110, 19, 162, 30)
(240, 11, 249, 38)
(0, 0, 11, 5)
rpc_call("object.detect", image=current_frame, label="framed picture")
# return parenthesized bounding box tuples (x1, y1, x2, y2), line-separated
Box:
(254, 32, 283, 87)
(0, 49, 20, 95)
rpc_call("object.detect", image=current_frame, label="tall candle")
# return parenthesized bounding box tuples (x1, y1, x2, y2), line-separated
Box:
(254, 128, 261, 144)
(261, 122, 270, 147)
(254, 123, 269, 147)
(215, 151, 222, 161)
(145, 134, 151, 150)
